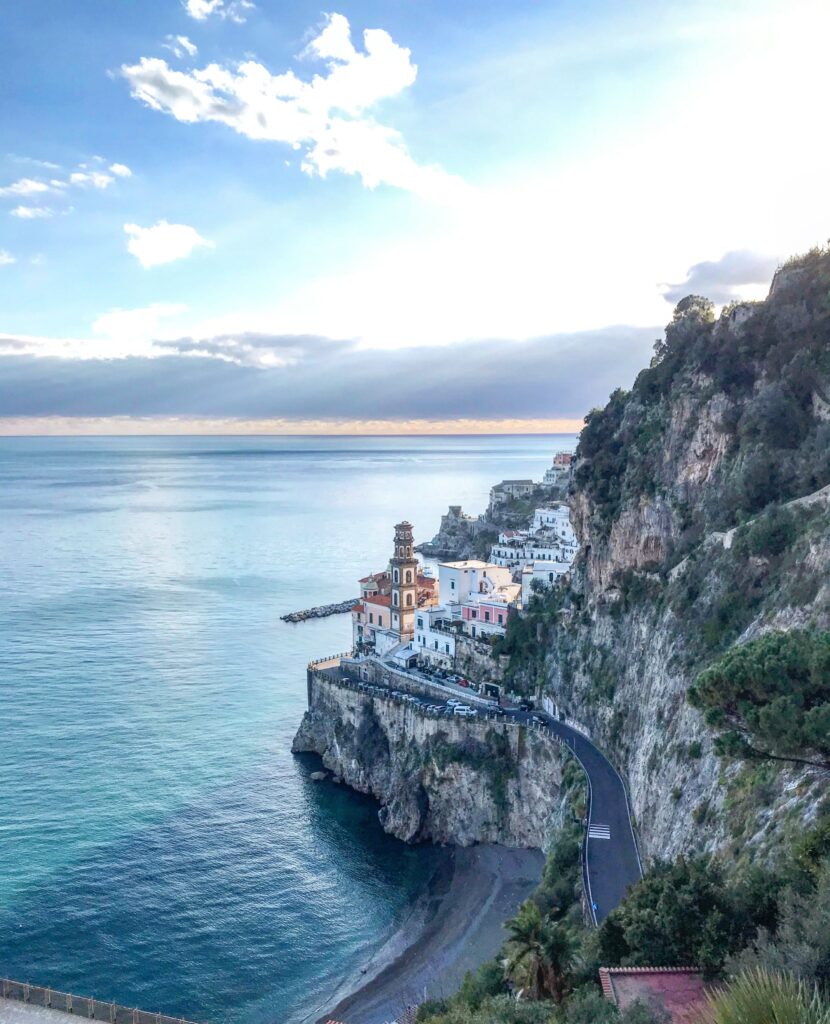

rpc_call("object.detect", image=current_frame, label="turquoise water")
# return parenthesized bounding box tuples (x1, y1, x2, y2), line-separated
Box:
(0, 435, 574, 1024)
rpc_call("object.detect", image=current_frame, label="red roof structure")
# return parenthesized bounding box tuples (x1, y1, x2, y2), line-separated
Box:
(599, 967, 712, 1024)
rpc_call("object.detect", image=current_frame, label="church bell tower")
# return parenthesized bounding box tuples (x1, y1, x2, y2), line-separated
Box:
(390, 521, 418, 640)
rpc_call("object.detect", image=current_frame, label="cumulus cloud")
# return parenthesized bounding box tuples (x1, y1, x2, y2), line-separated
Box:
(124, 220, 214, 268)
(109, 162, 133, 177)
(0, 325, 655, 420)
(121, 13, 463, 200)
(183, 0, 253, 23)
(10, 205, 54, 219)
(69, 170, 115, 189)
(0, 250, 16, 266)
(0, 178, 54, 198)
(661, 249, 780, 305)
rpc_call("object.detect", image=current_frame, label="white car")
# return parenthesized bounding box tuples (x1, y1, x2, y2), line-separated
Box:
(452, 705, 473, 716)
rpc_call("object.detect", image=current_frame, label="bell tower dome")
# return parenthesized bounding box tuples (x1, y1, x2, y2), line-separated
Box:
(390, 521, 418, 640)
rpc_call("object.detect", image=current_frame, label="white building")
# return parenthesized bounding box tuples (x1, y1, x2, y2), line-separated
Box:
(489, 479, 535, 506)
(413, 560, 520, 662)
(490, 506, 578, 567)
(414, 605, 456, 665)
(437, 560, 513, 606)
(521, 560, 572, 605)
(542, 451, 574, 488)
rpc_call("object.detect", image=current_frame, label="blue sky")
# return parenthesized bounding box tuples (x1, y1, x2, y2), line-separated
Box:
(1, 0, 828, 431)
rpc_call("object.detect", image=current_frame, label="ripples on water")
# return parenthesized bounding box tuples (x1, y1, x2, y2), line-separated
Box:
(0, 435, 573, 1023)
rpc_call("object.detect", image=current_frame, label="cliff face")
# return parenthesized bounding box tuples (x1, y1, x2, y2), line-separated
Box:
(528, 253, 830, 865)
(293, 675, 570, 848)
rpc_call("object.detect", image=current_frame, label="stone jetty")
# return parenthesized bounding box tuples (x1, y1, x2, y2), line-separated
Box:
(281, 599, 357, 623)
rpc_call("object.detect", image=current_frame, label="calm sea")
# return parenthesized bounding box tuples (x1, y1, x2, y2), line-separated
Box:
(0, 434, 575, 1024)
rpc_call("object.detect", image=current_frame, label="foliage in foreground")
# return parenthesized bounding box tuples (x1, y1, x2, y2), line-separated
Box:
(418, 811, 830, 1024)
(707, 968, 830, 1024)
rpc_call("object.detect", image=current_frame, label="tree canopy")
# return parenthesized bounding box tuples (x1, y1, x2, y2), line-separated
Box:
(688, 630, 830, 770)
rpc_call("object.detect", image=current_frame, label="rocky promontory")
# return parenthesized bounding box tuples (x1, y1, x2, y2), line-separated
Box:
(293, 673, 570, 847)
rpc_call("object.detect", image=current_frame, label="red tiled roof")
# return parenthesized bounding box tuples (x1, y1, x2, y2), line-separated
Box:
(599, 968, 711, 1024)
(359, 571, 390, 584)
(365, 594, 392, 607)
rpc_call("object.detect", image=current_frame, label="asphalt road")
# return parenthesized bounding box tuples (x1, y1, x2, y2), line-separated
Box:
(329, 669, 643, 924)
(539, 715, 643, 923)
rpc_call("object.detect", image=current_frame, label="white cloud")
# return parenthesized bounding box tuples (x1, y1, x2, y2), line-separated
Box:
(163, 35, 198, 59)
(9, 155, 62, 171)
(92, 303, 190, 348)
(1, 163, 129, 206)
(124, 220, 214, 268)
(122, 13, 464, 201)
(10, 206, 54, 219)
(0, 250, 15, 266)
(0, 178, 53, 197)
(70, 170, 115, 189)
(183, 0, 253, 23)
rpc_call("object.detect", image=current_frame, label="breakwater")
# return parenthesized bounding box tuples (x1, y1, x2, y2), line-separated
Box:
(281, 599, 357, 623)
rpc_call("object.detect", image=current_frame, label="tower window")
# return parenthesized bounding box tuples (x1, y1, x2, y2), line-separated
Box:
(406, 593, 413, 606)
(393, 569, 399, 583)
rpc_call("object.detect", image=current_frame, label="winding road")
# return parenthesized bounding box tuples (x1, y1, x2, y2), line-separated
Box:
(327, 663, 644, 924)
(538, 714, 643, 923)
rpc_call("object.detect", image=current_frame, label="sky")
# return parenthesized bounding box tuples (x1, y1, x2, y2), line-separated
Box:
(0, 0, 828, 434)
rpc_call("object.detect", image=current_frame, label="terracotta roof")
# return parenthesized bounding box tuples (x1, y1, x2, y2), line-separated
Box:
(359, 571, 390, 584)
(599, 967, 711, 1024)
(365, 594, 392, 607)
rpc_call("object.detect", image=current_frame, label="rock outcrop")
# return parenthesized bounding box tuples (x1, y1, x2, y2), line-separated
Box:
(525, 254, 830, 866)
(293, 674, 569, 847)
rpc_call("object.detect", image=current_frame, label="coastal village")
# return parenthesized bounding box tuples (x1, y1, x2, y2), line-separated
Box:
(349, 451, 577, 683)
(294, 447, 709, 1024)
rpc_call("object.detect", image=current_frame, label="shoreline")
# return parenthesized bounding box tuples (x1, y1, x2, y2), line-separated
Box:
(309, 844, 544, 1024)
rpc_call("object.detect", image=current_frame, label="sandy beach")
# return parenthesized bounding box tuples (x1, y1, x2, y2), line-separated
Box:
(310, 845, 544, 1024)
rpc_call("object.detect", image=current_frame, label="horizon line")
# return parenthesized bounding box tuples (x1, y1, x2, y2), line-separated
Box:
(0, 416, 586, 437)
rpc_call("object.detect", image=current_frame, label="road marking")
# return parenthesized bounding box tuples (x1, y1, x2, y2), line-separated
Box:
(588, 824, 611, 839)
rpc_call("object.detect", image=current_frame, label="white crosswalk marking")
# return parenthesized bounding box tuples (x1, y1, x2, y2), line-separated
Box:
(588, 824, 611, 839)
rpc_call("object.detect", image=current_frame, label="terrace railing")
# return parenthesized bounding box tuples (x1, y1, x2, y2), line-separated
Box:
(0, 978, 200, 1024)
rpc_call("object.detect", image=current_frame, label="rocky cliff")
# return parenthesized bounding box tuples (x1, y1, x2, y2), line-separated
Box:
(293, 675, 573, 848)
(513, 250, 830, 866)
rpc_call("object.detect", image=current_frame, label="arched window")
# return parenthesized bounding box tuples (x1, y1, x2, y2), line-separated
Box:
(393, 592, 399, 605)
(393, 569, 399, 583)
(406, 593, 413, 606)
(405, 570, 412, 584)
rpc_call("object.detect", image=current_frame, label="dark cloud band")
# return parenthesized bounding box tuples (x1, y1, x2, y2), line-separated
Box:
(0, 326, 656, 420)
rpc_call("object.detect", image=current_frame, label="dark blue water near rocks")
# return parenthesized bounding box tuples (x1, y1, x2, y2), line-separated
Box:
(0, 434, 573, 1024)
